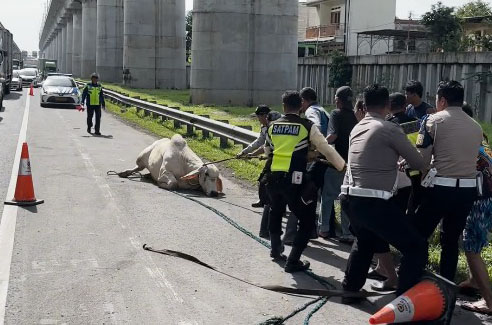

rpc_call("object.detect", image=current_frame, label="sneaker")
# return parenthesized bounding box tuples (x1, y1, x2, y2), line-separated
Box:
(251, 201, 264, 208)
(94, 132, 102, 136)
(318, 231, 337, 239)
(284, 260, 310, 273)
(87, 127, 92, 134)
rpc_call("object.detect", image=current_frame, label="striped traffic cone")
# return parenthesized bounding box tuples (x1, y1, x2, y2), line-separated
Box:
(4, 143, 44, 206)
(369, 273, 456, 325)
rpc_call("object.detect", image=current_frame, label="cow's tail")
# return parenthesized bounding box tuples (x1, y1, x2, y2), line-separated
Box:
(171, 134, 187, 150)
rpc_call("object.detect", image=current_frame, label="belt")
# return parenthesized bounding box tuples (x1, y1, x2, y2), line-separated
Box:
(341, 185, 393, 200)
(432, 177, 476, 188)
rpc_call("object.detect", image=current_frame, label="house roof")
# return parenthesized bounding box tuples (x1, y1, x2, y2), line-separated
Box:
(357, 29, 429, 39)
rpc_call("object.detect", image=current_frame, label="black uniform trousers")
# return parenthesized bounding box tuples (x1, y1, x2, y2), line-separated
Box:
(87, 105, 102, 133)
(412, 185, 476, 281)
(267, 174, 317, 250)
(342, 195, 428, 295)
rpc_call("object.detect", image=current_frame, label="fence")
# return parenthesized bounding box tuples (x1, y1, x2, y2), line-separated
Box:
(298, 52, 492, 121)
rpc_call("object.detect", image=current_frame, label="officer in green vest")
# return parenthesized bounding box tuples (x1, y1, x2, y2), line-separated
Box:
(264, 91, 346, 273)
(81, 73, 106, 135)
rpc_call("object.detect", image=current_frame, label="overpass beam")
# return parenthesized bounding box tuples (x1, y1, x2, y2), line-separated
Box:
(81, 0, 98, 78)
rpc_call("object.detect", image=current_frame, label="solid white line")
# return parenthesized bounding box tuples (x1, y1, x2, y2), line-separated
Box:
(0, 91, 31, 324)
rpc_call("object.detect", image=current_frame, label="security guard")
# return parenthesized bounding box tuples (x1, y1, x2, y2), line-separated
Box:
(413, 81, 482, 282)
(264, 91, 345, 273)
(341, 85, 428, 299)
(81, 73, 106, 135)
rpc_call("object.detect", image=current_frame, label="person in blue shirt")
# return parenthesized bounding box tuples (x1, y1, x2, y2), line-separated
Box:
(81, 73, 106, 135)
(405, 80, 435, 120)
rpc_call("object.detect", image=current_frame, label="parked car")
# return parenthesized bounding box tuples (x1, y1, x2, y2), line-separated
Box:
(40, 75, 81, 108)
(19, 68, 39, 87)
(10, 70, 22, 91)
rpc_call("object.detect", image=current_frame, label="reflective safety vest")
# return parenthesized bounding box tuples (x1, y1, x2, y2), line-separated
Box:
(86, 84, 102, 106)
(267, 114, 312, 173)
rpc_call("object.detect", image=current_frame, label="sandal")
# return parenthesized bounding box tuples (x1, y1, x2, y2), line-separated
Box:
(461, 300, 492, 316)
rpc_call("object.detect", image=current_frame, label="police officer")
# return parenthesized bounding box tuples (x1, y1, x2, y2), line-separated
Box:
(413, 81, 482, 282)
(341, 85, 428, 299)
(264, 91, 345, 273)
(81, 73, 106, 135)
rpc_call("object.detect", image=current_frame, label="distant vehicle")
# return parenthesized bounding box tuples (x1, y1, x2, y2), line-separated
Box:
(23, 57, 38, 69)
(13, 59, 21, 70)
(0, 23, 13, 107)
(40, 75, 81, 108)
(19, 68, 39, 87)
(10, 70, 22, 91)
(38, 59, 57, 79)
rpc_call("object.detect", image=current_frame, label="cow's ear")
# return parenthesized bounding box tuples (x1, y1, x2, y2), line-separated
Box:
(180, 170, 199, 181)
(216, 177, 223, 193)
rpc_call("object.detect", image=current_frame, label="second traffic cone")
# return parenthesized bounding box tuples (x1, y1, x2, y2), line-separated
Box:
(4, 143, 44, 206)
(29, 84, 34, 96)
(369, 273, 456, 324)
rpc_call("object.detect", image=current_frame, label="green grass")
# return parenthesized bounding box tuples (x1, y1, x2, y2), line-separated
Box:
(106, 101, 264, 183)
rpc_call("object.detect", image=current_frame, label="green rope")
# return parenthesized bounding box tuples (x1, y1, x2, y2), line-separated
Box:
(171, 191, 336, 324)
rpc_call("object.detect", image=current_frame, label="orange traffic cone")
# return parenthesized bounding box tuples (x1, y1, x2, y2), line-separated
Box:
(29, 84, 34, 96)
(4, 143, 44, 206)
(369, 273, 456, 325)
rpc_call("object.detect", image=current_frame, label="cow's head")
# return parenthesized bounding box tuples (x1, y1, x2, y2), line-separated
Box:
(180, 164, 223, 197)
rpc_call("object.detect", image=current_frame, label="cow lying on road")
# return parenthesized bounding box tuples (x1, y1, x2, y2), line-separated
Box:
(119, 134, 223, 197)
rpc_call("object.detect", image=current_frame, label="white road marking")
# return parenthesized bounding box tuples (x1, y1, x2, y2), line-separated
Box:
(0, 92, 30, 324)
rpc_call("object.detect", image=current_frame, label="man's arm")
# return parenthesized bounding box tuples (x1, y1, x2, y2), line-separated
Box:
(389, 124, 426, 171)
(238, 127, 266, 156)
(326, 110, 339, 144)
(80, 85, 88, 105)
(309, 126, 345, 171)
(100, 87, 106, 108)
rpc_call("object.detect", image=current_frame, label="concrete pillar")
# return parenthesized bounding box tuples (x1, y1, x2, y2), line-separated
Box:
(57, 30, 63, 72)
(97, 0, 124, 83)
(61, 22, 67, 72)
(191, 0, 298, 106)
(66, 16, 73, 74)
(123, 0, 156, 88)
(81, 0, 97, 78)
(155, 0, 186, 89)
(72, 9, 82, 78)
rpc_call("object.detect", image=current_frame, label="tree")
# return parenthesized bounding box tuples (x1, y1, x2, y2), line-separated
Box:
(421, 2, 463, 52)
(329, 52, 352, 88)
(186, 11, 193, 63)
(456, 0, 492, 18)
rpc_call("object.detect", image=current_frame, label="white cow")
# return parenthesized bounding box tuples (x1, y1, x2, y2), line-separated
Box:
(119, 134, 223, 197)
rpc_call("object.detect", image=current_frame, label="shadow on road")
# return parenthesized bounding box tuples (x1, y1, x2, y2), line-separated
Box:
(81, 134, 114, 139)
(5, 92, 22, 100)
(21, 205, 39, 214)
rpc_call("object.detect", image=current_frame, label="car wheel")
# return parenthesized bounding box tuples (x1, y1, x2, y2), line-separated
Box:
(40, 103, 46, 108)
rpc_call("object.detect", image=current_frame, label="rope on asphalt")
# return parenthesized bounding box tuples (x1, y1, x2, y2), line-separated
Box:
(169, 190, 338, 324)
(107, 169, 338, 323)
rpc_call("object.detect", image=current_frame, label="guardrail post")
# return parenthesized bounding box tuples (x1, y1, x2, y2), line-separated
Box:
(187, 111, 194, 135)
(217, 120, 230, 148)
(174, 120, 182, 129)
(144, 109, 151, 117)
(199, 115, 210, 138)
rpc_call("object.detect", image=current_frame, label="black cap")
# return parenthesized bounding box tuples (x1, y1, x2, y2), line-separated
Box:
(255, 105, 271, 116)
(336, 86, 353, 102)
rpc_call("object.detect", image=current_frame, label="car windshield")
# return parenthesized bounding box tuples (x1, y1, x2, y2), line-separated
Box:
(43, 77, 76, 87)
(20, 69, 37, 76)
(13, 70, 20, 77)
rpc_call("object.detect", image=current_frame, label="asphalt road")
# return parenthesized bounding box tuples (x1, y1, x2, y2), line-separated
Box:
(0, 89, 489, 325)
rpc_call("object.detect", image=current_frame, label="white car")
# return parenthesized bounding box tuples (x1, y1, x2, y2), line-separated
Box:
(19, 68, 39, 87)
(40, 76, 81, 108)
(10, 70, 23, 91)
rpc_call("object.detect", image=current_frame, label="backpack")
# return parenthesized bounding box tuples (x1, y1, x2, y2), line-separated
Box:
(477, 139, 492, 198)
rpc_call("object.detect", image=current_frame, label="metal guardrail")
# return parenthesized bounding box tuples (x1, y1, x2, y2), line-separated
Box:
(76, 82, 259, 148)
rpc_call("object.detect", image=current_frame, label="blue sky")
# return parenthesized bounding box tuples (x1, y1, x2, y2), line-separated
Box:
(0, 0, 487, 52)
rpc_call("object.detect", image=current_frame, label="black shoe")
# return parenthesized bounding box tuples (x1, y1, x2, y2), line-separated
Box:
(283, 239, 294, 246)
(370, 281, 397, 292)
(270, 252, 287, 262)
(259, 232, 270, 240)
(94, 132, 102, 136)
(251, 201, 264, 208)
(284, 260, 310, 273)
(87, 127, 92, 134)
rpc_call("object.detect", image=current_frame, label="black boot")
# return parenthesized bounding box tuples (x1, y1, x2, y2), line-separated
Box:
(285, 246, 310, 273)
(259, 205, 270, 239)
(270, 233, 286, 261)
